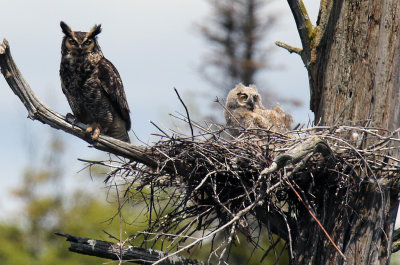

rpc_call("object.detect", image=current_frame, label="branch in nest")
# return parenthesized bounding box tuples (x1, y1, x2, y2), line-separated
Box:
(260, 136, 332, 176)
(55, 233, 206, 265)
(0, 39, 159, 169)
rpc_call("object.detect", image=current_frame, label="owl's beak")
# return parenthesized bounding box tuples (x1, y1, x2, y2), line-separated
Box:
(77, 46, 83, 55)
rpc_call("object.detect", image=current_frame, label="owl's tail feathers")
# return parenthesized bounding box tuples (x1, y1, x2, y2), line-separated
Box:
(107, 125, 131, 143)
(113, 130, 131, 143)
(121, 131, 131, 143)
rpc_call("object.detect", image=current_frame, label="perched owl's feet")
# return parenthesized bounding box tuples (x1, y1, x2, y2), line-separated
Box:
(86, 122, 101, 141)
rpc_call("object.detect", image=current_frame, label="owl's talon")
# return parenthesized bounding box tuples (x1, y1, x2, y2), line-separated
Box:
(86, 123, 101, 141)
(66, 113, 78, 125)
(92, 128, 101, 140)
(86, 126, 93, 134)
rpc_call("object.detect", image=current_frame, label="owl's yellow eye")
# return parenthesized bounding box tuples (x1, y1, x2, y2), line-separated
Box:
(84, 39, 93, 46)
(68, 38, 77, 45)
(238, 93, 248, 103)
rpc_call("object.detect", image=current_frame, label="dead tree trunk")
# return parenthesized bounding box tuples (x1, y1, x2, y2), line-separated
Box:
(282, 1, 400, 264)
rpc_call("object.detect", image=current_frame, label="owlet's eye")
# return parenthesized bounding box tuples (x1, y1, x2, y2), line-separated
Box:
(84, 39, 93, 46)
(238, 93, 248, 103)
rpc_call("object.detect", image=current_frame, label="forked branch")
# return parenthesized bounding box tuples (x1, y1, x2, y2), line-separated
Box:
(285, 0, 315, 64)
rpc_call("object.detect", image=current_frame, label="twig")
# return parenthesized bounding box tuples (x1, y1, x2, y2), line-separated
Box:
(275, 41, 302, 55)
(284, 179, 346, 260)
(174, 87, 194, 140)
(150, 120, 171, 138)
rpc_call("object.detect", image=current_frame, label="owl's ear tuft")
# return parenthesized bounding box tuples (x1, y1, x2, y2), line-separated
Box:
(234, 83, 245, 90)
(249, 84, 258, 91)
(60, 21, 73, 38)
(88, 24, 102, 38)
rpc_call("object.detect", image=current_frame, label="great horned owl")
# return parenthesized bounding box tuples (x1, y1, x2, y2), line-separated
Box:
(224, 83, 292, 136)
(59, 21, 131, 142)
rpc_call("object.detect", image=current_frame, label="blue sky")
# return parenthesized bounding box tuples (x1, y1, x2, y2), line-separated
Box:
(0, 0, 319, 218)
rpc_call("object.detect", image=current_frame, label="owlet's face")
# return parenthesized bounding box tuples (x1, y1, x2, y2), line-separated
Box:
(227, 84, 263, 111)
(60, 21, 102, 56)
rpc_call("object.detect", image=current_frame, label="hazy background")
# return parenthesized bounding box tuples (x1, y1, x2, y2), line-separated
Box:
(0, 0, 316, 217)
(3, 1, 400, 263)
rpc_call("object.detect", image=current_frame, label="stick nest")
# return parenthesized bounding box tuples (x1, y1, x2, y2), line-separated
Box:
(97, 123, 400, 262)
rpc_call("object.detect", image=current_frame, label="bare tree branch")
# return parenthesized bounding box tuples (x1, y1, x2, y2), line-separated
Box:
(55, 233, 206, 265)
(0, 39, 159, 168)
(285, 0, 315, 64)
(275, 41, 302, 55)
(260, 136, 332, 176)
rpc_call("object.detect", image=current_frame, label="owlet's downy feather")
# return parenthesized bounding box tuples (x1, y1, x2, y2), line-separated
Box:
(224, 83, 292, 137)
(59, 21, 131, 142)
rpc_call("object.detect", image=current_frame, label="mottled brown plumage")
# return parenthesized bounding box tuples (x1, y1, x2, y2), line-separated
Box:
(59, 21, 131, 142)
(224, 83, 292, 136)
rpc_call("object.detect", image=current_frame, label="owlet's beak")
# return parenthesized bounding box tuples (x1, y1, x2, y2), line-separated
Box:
(248, 98, 255, 110)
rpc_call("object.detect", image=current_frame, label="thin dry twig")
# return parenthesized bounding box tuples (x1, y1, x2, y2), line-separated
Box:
(174, 87, 194, 140)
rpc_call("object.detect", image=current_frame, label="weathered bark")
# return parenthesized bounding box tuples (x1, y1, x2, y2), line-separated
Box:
(284, 1, 400, 264)
(312, 1, 400, 129)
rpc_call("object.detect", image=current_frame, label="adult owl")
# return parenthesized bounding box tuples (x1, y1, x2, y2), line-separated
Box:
(59, 21, 131, 142)
(224, 83, 292, 136)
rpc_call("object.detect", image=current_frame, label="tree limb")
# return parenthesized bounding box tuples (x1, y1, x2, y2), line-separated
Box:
(275, 41, 302, 55)
(260, 136, 332, 176)
(55, 233, 206, 265)
(286, 0, 315, 64)
(0, 39, 159, 168)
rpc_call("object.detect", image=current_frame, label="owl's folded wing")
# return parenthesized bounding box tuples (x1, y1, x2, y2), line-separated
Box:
(98, 57, 131, 131)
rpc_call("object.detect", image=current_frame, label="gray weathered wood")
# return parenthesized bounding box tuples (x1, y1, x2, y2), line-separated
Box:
(55, 233, 206, 265)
